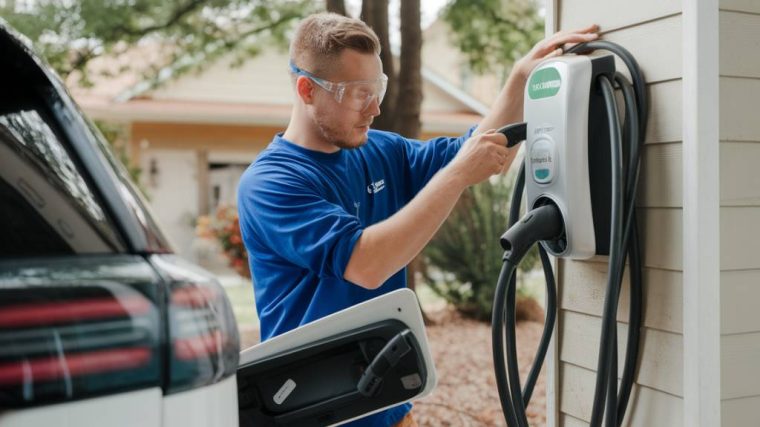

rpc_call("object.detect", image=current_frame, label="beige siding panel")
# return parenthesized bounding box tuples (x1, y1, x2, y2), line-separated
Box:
(720, 207, 760, 270)
(558, 0, 680, 33)
(559, 311, 683, 396)
(560, 413, 589, 427)
(640, 142, 682, 208)
(557, 1, 688, 423)
(720, 0, 760, 14)
(720, 11, 760, 78)
(640, 208, 683, 270)
(599, 15, 682, 84)
(560, 263, 682, 333)
(721, 332, 760, 399)
(720, 142, 760, 206)
(722, 396, 760, 426)
(559, 209, 682, 269)
(721, 77, 760, 142)
(721, 270, 760, 334)
(559, 362, 683, 426)
(646, 80, 682, 144)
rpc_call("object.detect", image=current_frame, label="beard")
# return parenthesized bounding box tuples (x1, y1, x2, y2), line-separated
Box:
(313, 111, 369, 150)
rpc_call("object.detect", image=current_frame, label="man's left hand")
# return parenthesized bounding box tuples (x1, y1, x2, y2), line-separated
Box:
(512, 24, 600, 82)
(474, 24, 601, 141)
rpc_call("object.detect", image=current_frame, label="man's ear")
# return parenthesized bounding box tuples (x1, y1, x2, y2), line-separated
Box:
(295, 76, 315, 104)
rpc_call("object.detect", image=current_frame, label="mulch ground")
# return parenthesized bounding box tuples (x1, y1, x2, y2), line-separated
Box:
(412, 308, 546, 427)
(238, 307, 546, 427)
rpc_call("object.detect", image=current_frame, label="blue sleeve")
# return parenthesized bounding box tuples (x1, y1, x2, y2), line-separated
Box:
(238, 169, 363, 280)
(400, 126, 477, 198)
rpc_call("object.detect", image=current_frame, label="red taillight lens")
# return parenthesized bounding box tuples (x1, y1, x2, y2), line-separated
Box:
(166, 281, 239, 394)
(0, 347, 152, 385)
(0, 296, 151, 327)
(0, 284, 161, 408)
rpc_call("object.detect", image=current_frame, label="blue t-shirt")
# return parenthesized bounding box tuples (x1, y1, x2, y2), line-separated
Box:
(237, 128, 473, 426)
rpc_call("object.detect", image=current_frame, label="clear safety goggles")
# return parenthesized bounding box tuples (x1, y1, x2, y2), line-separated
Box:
(289, 61, 388, 112)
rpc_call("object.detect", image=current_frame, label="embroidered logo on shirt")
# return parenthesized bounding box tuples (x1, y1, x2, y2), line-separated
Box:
(367, 179, 386, 194)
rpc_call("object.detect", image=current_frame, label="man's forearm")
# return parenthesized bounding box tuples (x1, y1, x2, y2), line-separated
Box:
(343, 166, 467, 289)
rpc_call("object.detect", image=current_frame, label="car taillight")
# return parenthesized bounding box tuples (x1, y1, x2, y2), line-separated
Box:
(166, 281, 239, 394)
(0, 284, 161, 408)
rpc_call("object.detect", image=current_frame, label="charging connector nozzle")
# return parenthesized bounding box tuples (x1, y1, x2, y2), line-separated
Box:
(497, 122, 527, 148)
(500, 203, 564, 263)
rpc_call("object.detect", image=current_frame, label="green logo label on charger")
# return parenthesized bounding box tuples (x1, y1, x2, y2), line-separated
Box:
(528, 67, 561, 99)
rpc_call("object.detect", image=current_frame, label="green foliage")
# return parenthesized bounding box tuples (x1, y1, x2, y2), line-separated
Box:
(422, 174, 539, 320)
(443, 0, 544, 75)
(0, 0, 315, 84)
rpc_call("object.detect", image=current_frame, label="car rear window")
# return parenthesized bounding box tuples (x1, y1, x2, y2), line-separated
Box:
(0, 94, 126, 257)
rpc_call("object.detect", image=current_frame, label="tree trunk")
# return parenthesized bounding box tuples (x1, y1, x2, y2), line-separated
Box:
(325, 0, 346, 16)
(395, 0, 424, 318)
(395, 0, 422, 138)
(359, 0, 373, 22)
(360, 0, 426, 320)
(360, 0, 397, 132)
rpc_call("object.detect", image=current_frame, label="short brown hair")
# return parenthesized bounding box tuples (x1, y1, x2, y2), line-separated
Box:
(289, 12, 380, 78)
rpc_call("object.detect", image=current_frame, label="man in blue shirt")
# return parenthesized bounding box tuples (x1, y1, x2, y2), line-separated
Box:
(238, 12, 598, 427)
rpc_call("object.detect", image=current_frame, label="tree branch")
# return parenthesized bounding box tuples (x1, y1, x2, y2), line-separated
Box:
(114, 0, 207, 37)
(221, 12, 301, 50)
(63, 47, 98, 78)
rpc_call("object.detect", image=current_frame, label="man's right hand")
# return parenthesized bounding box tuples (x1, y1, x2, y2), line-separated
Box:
(446, 130, 514, 187)
(344, 129, 518, 289)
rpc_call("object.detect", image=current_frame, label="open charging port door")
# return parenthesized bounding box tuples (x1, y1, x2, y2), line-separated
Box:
(237, 289, 437, 426)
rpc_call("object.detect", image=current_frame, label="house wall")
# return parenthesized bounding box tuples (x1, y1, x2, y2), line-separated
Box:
(131, 122, 271, 262)
(553, 1, 685, 425)
(718, 1, 760, 425)
(209, 165, 249, 210)
(421, 20, 504, 106)
(148, 45, 478, 117)
(149, 49, 295, 105)
(139, 148, 198, 258)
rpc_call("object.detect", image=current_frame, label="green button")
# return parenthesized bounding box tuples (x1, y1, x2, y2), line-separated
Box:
(535, 169, 550, 179)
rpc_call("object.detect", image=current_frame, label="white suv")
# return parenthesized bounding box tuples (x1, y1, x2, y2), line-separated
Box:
(0, 20, 239, 427)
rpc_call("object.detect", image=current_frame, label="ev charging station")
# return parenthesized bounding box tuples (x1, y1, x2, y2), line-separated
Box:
(493, 41, 647, 427)
(235, 40, 647, 427)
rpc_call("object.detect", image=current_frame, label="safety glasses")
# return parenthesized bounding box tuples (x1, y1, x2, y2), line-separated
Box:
(289, 61, 388, 112)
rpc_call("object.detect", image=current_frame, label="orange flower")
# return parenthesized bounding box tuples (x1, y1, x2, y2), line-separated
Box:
(200, 206, 250, 278)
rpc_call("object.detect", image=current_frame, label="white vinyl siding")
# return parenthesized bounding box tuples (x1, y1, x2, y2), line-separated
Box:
(554, 0, 685, 425)
(719, 4, 760, 423)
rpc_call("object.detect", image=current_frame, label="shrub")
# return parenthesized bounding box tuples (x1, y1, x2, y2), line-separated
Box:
(422, 174, 539, 320)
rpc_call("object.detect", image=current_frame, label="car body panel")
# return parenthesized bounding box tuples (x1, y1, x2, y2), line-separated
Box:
(162, 375, 238, 427)
(0, 388, 162, 427)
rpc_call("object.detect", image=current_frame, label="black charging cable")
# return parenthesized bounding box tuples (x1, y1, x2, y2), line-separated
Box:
(494, 200, 564, 427)
(491, 40, 648, 427)
(566, 41, 648, 427)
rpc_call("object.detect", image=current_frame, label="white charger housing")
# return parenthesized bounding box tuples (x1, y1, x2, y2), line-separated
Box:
(523, 55, 597, 259)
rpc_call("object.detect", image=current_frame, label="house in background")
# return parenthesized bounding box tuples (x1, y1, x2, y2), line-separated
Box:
(71, 21, 499, 270)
